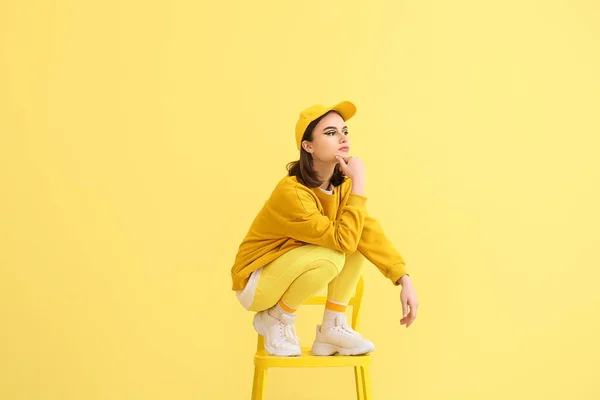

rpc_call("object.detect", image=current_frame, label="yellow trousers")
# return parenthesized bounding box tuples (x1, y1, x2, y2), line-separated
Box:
(248, 244, 366, 312)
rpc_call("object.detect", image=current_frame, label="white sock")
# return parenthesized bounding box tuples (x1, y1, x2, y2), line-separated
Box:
(322, 308, 345, 331)
(268, 302, 293, 320)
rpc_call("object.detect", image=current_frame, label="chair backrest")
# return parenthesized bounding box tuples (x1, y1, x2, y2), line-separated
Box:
(256, 276, 365, 351)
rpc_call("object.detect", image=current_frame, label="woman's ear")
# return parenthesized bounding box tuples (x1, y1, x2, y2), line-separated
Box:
(301, 141, 313, 153)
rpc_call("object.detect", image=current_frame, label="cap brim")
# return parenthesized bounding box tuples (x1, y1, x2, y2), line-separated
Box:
(330, 100, 357, 122)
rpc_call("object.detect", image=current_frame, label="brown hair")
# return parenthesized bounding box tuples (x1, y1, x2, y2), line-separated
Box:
(286, 111, 346, 188)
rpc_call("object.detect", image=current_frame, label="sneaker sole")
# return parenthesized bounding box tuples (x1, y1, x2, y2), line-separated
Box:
(253, 313, 301, 357)
(311, 341, 375, 356)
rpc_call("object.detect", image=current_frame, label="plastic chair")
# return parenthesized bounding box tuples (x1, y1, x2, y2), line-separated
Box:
(251, 276, 372, 399)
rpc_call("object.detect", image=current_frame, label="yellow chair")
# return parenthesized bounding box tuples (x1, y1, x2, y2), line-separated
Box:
(251, 276, 373, 400)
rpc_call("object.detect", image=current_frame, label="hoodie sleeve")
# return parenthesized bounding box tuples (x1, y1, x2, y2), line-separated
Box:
(277, 186, 368, 254)
(357, 214, 409, 285)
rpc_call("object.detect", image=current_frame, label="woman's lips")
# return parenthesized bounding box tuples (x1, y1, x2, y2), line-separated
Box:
(339, 147, 349, 152)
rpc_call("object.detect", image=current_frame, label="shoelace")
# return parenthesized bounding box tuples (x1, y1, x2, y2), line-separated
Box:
(272, 321, 300, 347)
(283, 323, 300, 345)
(333, 323, 359, 337)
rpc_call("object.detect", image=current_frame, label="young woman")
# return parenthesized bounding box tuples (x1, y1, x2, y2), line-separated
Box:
(231, 101, 418, 357)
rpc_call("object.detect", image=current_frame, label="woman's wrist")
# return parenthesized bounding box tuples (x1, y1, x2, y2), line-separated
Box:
(350, 179, 365, 196)
(396, 274, 411, 286)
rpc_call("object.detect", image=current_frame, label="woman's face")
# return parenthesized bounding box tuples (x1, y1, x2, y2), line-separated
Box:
(303, 111, 350, 162)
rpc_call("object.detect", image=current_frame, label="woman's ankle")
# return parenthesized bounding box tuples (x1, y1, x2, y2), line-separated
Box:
(268, 299, 296, 320)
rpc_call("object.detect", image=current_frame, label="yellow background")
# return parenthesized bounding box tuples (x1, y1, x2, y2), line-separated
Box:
(1, 1, 599, 399)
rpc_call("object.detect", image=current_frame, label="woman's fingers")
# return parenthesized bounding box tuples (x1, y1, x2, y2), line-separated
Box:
(335, 156, 348, 173)
(401, 297, 408, 318)
(335, 155, 348, 165)
(400, 295, 418, 327)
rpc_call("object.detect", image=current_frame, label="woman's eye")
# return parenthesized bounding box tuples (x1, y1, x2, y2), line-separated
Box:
(325, 130, 349, 136)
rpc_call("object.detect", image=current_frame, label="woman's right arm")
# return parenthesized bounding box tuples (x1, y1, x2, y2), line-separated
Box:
(272, 156, 368, 253)
(279, 188, 368, 254)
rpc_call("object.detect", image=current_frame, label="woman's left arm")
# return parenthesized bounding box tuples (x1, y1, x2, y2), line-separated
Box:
(357, 214, 419, 327)
(356, 214, 408, 283)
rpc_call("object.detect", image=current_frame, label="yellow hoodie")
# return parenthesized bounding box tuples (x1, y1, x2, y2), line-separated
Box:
(230, 175, 408, 291)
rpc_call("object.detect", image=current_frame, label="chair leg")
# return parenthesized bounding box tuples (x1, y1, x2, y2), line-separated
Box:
(361, 366, 373, 400)
(354, 366, 365, 400)
(251, 367, 267, 400)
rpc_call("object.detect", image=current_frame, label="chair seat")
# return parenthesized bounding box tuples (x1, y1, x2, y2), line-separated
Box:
(254, 346, 372, 368)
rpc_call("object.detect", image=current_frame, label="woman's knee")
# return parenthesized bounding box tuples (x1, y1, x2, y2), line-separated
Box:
(311, 246, 346, 276)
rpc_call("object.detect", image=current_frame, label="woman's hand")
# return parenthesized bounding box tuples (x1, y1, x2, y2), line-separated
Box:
(336, 156, 366, 195)
(398, 275, 418, 328)
(335, 156, 365, 183)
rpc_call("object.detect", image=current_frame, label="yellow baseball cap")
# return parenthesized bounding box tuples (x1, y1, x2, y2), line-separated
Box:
(294, 100, 357, 150)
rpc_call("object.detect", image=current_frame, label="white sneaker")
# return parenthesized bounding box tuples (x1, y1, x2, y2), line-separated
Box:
(253, 310, 301, 357)
(311, 315, 375, 356)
